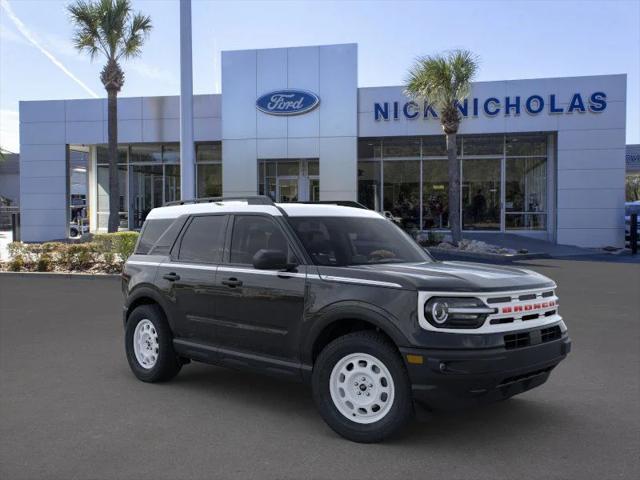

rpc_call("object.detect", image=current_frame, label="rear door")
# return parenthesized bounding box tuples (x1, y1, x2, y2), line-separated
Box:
(157, 214, 228, 342)
(211, 214, 307, 361)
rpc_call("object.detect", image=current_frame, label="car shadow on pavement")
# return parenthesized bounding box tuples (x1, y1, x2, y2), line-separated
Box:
(154, 361, 573, 445)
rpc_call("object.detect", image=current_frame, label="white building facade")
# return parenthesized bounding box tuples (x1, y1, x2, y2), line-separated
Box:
(19, 43, 627, 247)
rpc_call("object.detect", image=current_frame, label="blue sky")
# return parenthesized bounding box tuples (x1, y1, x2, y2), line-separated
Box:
(1, 0, 638, 152)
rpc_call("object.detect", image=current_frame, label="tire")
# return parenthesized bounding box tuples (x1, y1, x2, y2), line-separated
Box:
(125, 304, 182, 383)
(312, 331, 413, 443)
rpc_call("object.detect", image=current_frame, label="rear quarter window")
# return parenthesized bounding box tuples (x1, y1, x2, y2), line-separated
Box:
(136, 219, 174, 254)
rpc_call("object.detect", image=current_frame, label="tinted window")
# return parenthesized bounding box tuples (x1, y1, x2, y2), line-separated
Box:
(230, 216, 293, 265)
(178, 215, 227, 263)
(148, 217, 187, 255)
(136, 219, 173, 254)
(289, 216, 429, 266)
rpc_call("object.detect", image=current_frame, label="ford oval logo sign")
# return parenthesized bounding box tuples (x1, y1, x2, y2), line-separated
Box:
(256, 90, 320, 116)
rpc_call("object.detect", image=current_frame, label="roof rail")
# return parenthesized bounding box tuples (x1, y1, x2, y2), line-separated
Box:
(164, 195, 275, 207)
(294, 200, 369, 210)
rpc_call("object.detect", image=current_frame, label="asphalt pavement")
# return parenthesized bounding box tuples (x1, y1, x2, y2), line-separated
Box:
(1, 259, 639, 480)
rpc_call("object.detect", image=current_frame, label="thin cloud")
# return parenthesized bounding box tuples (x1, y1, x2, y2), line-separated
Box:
(0, 0, 99, 98)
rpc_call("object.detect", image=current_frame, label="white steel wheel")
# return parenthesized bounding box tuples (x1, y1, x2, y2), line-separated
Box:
(133, 319, 159, 369)
(329, 352, 395, 424)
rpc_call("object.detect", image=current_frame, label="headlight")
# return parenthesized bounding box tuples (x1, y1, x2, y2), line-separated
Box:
(424, 297, 495, 329)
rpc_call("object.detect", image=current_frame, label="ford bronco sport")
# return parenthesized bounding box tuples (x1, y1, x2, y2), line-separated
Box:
(122, 196, 570, 443)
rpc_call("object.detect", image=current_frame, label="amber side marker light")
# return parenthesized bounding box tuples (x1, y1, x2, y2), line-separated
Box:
(406, 354, 424, 365)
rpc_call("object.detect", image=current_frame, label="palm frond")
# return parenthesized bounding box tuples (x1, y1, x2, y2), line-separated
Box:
(405, 49, 479, 113)
(118, 13, 152, 60)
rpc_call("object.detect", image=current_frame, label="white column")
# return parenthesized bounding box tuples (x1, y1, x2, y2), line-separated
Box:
(179, 0, 195, 199)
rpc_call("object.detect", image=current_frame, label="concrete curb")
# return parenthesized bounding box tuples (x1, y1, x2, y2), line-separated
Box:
(0, 271, 121, 280)
(427, 247, 551, 264)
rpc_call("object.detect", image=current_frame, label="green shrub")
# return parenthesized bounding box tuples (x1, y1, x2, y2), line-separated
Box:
(112, 232, 139, 259)
(7, 242, 26, 258)
(8, 255, 25, 272)
(36, 254, 52, 272)
(94, 231, 139, 260)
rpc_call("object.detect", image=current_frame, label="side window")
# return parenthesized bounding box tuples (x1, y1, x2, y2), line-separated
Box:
(177, 215, 227, 263)
(229, 215, 294, 265)
(136, 219, 173, 254)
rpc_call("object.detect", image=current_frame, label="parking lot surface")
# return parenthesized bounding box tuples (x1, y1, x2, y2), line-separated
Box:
(1, 259, 639, 480)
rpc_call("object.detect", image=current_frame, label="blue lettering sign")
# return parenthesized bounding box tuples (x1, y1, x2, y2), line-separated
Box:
(505, 96, 521, 116)
(525, 95, 545, 114)
(549, 94, 564, 114)
(372, 91, 607, 120)
(403, 101, 419, 119)
(424, 103, 438, 118)
(568, 93, 586, 113)
(374, 102, 389, 121)
(589, 92, 607, 112)
(256, 90, 320, 116)
(484, 97, 501, 116)
(455, 99, 468, 117)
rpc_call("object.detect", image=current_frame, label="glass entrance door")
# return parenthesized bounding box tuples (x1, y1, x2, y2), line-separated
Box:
(259, 159, 319, 203)
(277, 177, 299, 203)
(309, 177, 320, 202)
(130, 165, 163, 229)
(462, 158, 502, 230)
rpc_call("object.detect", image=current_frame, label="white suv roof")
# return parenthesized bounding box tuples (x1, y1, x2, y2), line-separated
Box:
(145, 200, 382, 220)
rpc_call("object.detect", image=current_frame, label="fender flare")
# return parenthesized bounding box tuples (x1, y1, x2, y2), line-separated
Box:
(301, 300, 410, 366)
(125, 284, 176, 332)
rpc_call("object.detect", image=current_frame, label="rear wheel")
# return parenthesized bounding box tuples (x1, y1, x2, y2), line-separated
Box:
(312, 331, 413, 443)
(125, 304, 181, 382)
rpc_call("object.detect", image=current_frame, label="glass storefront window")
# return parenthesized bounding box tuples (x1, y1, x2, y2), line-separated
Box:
(358, 139, 382, 160)
(196, 143, 222, 162)
(506, 134, 547, 156)
(422, 160, 449, 229)
(130, 144, 162, 163)
(383, 160, 420, 230)
(197, 163, 222, 198)
(382, 137, 420, 159)
(462, 158, 502, 230)
(420, 136, 447, 157)
(162, 144, 180, 163)
(130, 164, 163, 229)
(164, 164, 181, 204)
(97, 145, 127, 164)
(463, 135, 503, 156)
(505, 157, 547, 230)
(97, 164, 128, 229)
(357, 161, 381, 211)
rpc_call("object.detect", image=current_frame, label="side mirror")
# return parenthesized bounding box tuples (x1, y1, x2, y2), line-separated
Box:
(252, 249, 290, 270)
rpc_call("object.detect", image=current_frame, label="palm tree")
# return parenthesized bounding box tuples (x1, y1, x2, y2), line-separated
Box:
(405, 50, 478, 244)
(68, 0, 152, 232)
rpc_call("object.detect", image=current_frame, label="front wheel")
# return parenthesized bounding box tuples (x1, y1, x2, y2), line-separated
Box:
(312, 331, 413, 443)
(125, 304, 182, 382)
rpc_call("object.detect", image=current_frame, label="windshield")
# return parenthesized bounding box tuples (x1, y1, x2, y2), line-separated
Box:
(288, 216, 430, 266)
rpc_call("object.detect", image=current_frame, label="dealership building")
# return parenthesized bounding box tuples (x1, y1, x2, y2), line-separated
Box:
(19, 43, 627, 247)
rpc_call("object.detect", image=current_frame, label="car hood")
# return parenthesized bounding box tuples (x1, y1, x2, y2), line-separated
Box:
(319, 261, 555, 292)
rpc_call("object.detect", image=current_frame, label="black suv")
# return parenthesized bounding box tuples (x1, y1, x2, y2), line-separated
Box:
(122, 197, 570, 443)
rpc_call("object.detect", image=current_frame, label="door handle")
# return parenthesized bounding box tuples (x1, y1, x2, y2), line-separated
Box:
(163, 272, 180, 282)
(221, 277, 243, 288)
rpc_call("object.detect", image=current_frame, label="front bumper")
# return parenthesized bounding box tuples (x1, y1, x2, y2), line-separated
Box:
(400, 328, 571, 410)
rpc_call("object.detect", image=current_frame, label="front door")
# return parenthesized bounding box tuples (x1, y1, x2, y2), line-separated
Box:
(212, 214, 306, 361)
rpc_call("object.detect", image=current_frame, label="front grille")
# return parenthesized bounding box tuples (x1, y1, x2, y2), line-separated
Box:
(499, 367, 553, 387)
(541, 325, 562, 342)
(504, 332, 530, 349)
(504, 325, 562, 350)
